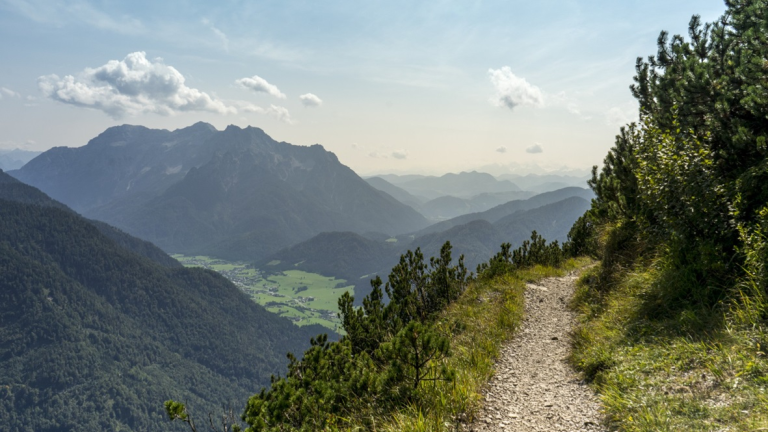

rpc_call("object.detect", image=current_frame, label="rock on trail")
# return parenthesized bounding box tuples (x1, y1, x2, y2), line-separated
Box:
(467, 273, 605, 432)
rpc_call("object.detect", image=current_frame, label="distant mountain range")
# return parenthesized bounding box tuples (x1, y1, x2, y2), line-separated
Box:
(496, 173, 590, 192)
(0, 148, 41, 170)
(366, 172, 588, 221)
(412, 187, 594, 237)
(11, 123, 428, 261)
(0, 169, 326, 432)
(259, 187, 594, 300)
(375, 171, 522, 199)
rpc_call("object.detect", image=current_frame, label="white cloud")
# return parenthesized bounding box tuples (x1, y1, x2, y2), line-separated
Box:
(391, 150, 408, 160)
(299, 93, 323, 107)
(369, 151, 388, 159)
(526, 143, 543, 154)
(488, 67, 544, 111)
(496, 146, 507, 153)
(235, 75, 286, 99)
(236, 101, 295, 124)
(1, 87, 21, 98)
(264, 104, 294, 124)
(38, 51, 235, 119)
(605, 106, 638, 127)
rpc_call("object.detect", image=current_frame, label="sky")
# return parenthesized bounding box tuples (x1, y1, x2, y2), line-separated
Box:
(0, 0, 727, 176)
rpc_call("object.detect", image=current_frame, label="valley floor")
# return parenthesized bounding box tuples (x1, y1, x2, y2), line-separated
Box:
(469, 272, 605, 432)
(172, 254, 352, 330)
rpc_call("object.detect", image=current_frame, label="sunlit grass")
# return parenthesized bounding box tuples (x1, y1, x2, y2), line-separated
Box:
(570, 261, 768, 431)
(172, 254, 351, 330)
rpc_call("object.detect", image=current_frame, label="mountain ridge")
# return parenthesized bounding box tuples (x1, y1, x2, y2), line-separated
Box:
(11, 123, 428, 261)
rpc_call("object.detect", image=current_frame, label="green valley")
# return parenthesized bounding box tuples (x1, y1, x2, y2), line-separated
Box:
(172, 255, 354, 331)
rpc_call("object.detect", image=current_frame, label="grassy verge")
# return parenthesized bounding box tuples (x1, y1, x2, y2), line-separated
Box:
(373, 257, 591, 432)
(570, 260, 768, 431)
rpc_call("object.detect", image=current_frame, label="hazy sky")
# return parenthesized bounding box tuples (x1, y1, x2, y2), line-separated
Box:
(0, 0, 726, 175)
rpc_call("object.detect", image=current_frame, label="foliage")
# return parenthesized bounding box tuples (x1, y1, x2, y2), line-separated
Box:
(476, 230, 566, 279)
(0, 199, 323, 432)
(218, 242, 469, 431)
(581, 1, 768, 297)
(568, 2, 768, 429)
(178, 235, 573, 432)
(564, 212, 599, 258)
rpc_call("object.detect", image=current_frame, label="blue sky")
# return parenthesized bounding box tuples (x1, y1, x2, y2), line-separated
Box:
(0, 0, 727, 175)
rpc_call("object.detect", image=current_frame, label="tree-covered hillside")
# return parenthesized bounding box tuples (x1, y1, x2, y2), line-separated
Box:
(0, 169, 180, 268)
(0, 197, 327, 432)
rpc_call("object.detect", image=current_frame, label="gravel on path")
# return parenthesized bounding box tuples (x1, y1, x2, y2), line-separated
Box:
(466, 272, 605, 432)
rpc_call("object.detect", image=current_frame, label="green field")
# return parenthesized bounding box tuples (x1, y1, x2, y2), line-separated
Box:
(172, 255, 352, 331)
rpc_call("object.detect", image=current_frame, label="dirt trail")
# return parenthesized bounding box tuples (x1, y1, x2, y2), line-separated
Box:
(467, 273, 605, 432)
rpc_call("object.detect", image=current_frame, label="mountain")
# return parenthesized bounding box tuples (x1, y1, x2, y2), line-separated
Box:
(10, 123, 428, 261)
(419, 191, 534, 220)
(410, 196, 592, 270)
(0, 170, 180, 268)
(258, 231, 398, 284)
(374, 174, 428, 185)
(493, 196, 592, 244)
(413, 187, 594, 237)
(11, 122, 219, 213)
(0, 182, 326, 432)
(0, 149, 41, 170)
(394, 171, 522, 200)
(260, 192, 593, 291)
(497, 173, 589, 192)
(365, 176, 427, 211)
(366, 176, 533, 220)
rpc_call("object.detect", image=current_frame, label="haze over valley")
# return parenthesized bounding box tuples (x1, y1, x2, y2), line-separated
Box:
(6, 1, 765, 431)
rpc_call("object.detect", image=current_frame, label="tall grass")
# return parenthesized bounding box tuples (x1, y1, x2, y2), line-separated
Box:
(570, 257, 768, 431)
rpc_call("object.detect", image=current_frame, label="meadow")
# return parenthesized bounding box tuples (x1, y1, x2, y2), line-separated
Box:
(172, 255, 354, 331)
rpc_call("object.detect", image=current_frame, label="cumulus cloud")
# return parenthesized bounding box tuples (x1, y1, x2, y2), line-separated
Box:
(1, 87, 21, 98)
(526, 143, 543, 154)
(38, 51, 235, 118)
(263, 104, 294, 123)
(235, 75, 286, 99)
(488, 67, 544, 111)
(299, 93, 322, 107)
(496, 146, 507, 153)
(391, 150, 408, 160)
(236, 101, 294, 124)
(369, 151, 388, 159)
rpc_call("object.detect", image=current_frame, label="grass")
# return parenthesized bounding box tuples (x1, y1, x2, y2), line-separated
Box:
(570, 259, 768, 431)
(172, 255, 353, 331)
(368, 257, 592, 432)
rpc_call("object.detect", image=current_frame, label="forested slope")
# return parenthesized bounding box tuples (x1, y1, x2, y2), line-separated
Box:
(0, 169, 180, 268)
(0, 198, 326, 432)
